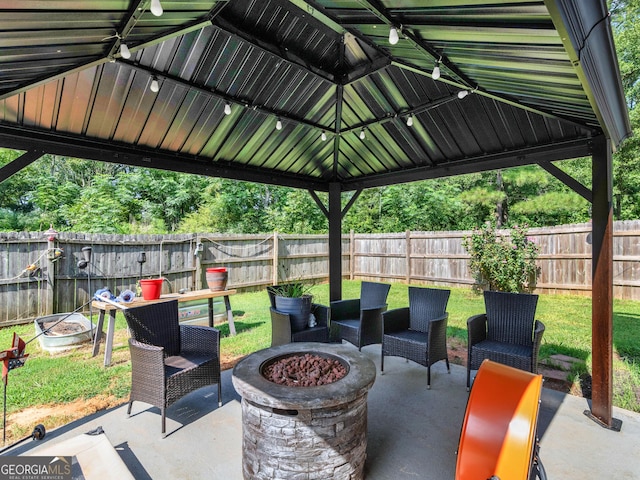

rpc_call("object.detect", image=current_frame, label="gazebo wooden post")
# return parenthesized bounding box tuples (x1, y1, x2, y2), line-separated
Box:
(329, 182, 342, 302)
(589, 134, 621, 430)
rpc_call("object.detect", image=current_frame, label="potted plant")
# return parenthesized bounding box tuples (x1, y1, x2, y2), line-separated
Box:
(268, 282, 313, 333)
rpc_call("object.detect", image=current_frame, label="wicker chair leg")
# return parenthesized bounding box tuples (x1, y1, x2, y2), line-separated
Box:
(126, 401, 133, 416)
(427, 365, 431, 390)
(161, 407, 166, 438)
(218, 382, 222, 408)
(466, 365, 471, 391)
(446, 358, 450, 373)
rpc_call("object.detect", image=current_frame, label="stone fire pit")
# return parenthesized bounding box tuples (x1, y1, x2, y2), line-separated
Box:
(232, 342, 376, 480)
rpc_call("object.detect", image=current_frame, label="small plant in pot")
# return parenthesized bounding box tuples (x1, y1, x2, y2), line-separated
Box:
(269, 282, 313, 333)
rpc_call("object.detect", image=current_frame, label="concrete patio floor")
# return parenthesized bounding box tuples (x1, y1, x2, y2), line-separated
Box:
(5, 344, 640, 479)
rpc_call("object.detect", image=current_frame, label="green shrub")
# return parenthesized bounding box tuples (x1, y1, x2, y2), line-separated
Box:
(462, 222, 539, 293)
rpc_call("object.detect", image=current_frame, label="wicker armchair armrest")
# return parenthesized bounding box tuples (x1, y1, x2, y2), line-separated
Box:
(532, 320, 545, 372)
(361, 305, 387, 319)
(311, 303, 330, 328)
(428, 314, 449, 342)
(467, 314, 487, 348)
(359, 304, 387, 347)
(330, 298, 361, 321)
(382, 307, 410, 334)
(533, 320, 545, 345)
(270, 308, 292, 347)
(128, 339, 165, 380)
(179, 325, 220, 355)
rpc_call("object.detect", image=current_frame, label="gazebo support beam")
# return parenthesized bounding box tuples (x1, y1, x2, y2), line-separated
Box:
(329, 182, 342, 302)
(588, 134, 621, 431)
(0, 150, 43, 182)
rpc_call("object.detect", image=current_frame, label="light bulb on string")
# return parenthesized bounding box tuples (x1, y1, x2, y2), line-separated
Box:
(224, 103, 232, 115)
(276, 118, 283, 130)
(150, 0, 163, 16)
(120, 43, 131, 59)
(359, 128, 366, 140)
(457, 90, 469, 99)
(432, 61, 441, 80)
(150, 77, 160, 93)
(406, 115, 413, 127)
(389, 26, 399, 45)
(321, 131, 327, 141)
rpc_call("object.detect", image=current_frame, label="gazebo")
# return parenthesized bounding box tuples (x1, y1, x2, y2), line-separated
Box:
(0, 0, 631, 430)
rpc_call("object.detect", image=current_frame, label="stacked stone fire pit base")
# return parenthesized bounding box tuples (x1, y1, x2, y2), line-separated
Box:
(232, 342, 376, 480)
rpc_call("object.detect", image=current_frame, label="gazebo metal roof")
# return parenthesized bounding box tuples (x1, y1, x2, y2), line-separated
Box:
(0, 0, 630, 190)
(0, 0, 632, 431)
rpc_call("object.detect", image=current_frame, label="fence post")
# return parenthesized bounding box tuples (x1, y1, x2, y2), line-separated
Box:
(406, 230, 411, 284)
(349, 230, 355, 280)
(273, 231, 279, 285)
(45, 234, 56, 315)
(195, 235, 203, 290)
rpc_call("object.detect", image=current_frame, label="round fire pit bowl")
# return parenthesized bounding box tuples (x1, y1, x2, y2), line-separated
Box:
(232, 342, 376, 480)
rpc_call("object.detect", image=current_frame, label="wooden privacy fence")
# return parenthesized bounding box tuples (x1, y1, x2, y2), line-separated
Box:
(2, 220, 640, 326)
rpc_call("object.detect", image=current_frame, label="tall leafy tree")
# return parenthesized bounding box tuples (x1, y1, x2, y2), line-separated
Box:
(63, 174, 140, 234)
(266, 188, 327, 234)
(610, 0, 640, 219)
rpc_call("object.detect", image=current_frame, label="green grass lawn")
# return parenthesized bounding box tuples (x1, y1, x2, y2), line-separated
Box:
(0, 280, 638, 443)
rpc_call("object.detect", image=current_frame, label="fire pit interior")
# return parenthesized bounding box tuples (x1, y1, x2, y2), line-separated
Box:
(261, 352, 348, 387)
(232, 342, 376, 480)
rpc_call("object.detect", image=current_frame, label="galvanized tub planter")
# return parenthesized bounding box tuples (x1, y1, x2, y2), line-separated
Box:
(34, 313, 94, 353)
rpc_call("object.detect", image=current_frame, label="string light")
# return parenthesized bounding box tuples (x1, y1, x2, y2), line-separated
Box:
(321, 131, 327, 141)
(359, 128, 366, 140)
(150, 77, 160, 93)
(224, 103, 232, 115)
(432, 60, 441, 80)
(406, 115, 413, 127)
(150, 0, 163, 17)
(389, 26, 399, 45)
(120, 43, 131, 59)
(457, 90, 469, 99)
(276, 117, 283, 130)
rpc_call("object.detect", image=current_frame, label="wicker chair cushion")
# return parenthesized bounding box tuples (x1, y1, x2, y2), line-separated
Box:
(471, 340, 533, 370)
(384, 329, 428, 346)
(164, 353, 215, 376)
(484, 291, 538, 346)
(332, 318, 360, 330)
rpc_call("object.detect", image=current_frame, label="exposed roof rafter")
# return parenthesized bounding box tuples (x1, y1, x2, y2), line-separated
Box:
(344, 138, 593, 191)
(355, 0, 600, 133)
(122, 60, 331, 133)
(340, 93, 460, 135)
(211, 15, 336, 84)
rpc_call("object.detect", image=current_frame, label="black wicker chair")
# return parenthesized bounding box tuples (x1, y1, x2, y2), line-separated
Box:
(330, 281, 391, 351)
(267, 286, 330, 346)
(269, 306, 331, 346)
(467, 290, 545, 390)
(381, 286, 451, 388)
(123, 299, 222, 436)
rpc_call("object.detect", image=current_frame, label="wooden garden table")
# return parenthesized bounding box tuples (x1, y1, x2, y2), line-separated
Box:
(91, 288, 236, 367)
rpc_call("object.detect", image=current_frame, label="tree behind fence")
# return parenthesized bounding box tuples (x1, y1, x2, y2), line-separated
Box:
(2, 221, 640, 326)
